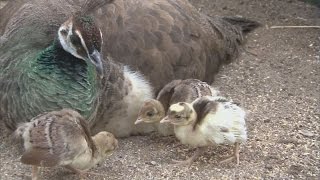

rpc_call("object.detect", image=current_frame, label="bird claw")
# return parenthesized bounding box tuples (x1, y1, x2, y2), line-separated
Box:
(78, 172, 89, 180)
(219, 156, 235, 164)
(220, 143, 240, 165)
(171, 147, 205, 168)
(219, 153, 239, 165)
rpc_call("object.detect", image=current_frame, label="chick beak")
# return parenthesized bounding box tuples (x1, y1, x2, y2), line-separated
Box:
(89, 49, 104, 78)
(160, 116, 170, 123)
(134, 118, 144, 125)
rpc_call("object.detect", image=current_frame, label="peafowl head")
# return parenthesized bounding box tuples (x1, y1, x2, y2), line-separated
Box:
(135, 99, 166, 125)
(160, 102, 195, 126)
(58, 14, 104, 76)
(92, 131, 118, 159)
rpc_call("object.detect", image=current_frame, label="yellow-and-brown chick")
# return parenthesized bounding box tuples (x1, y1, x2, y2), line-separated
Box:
(160, 96, 247, 166)
(135, 79, 219, 136)
(15, 109, 118, 180)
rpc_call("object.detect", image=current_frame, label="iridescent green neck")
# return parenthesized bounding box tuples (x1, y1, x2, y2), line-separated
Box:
(20, 40, 99, 120)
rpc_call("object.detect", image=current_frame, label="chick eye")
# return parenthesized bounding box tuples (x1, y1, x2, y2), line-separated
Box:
(175, 115, 181, 119)
(146, 112, 154, 117)
(70, 34, 82, 47)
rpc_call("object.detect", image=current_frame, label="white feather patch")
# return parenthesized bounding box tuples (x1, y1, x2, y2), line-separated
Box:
(199, 102, 247, 145)
(169, 104, 184, 112)
(105, 66, 155, 137)
(123, 66, 153, 103)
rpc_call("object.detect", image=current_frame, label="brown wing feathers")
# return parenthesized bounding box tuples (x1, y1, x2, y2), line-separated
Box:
(56, 109, 97, 157)
(81, 0, 115, 15)
(21, 148, 59, 167)
(192, 97, 218, 130)
(157, 79, 217, 113)
(73, 112, 97, 156)
(0, 0, 26, 35)
(18, 109, 96, 166)
(20, 114, 61, 167)
(156, 80, 182, 112)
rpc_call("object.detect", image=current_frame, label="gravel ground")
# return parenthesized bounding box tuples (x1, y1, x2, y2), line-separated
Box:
(1, 0, 319, 179)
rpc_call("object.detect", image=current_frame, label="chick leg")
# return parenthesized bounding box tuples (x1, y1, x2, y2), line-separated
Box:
(220, 142, 240, 165)
(31, 166, 39, 180)
(172, 147, 206, 167)
(235, 142, 240, 165)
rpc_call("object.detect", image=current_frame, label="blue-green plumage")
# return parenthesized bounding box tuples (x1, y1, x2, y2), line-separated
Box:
(0, 38, 99, 130)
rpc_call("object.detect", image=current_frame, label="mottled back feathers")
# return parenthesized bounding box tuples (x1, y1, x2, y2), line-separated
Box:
(157, 79, 219, 112)
(192, 97, 218, 130)
(15, 109, 96, 167)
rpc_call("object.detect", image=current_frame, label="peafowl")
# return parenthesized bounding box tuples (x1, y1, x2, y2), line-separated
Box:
(0, 0, 259, 137)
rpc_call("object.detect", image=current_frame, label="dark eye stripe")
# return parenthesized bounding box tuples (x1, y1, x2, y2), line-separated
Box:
(70, 34, 82, 47)
(60, 29, 68, 36)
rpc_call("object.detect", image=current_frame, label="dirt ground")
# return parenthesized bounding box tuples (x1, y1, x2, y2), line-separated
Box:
(0, 0, 319, 179)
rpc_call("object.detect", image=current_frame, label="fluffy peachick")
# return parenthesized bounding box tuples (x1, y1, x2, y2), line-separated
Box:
(15, 109, 118, 180)
(161, 96, 247, 166)
(135, 79, 219, 136)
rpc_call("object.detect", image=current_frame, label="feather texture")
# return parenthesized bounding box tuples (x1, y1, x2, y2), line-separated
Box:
(136, 79, 219, 136)
(157, 79, 219, 112)
(165, 96, 247, 147)
(0, 0, 258, 137)
(197, 96, 247, 145)
(15, 109, 118, 171)
(163, 96, 247, 165)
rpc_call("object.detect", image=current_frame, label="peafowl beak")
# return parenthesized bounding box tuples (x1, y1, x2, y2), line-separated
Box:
(89, 49, 104, 78)
(134, 118, 144, 125)
(160, 116, 170, 123)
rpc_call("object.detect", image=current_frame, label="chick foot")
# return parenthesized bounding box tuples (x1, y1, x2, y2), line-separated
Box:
(31, 166, 39, 180)
(172, 147, 206, 168)
(220, 142, 240, 165)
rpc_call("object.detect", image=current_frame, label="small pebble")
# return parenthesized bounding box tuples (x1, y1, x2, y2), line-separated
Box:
(145, 161, 157, 166)
(265, 164, 273, 170)
(298, 130, 314, 137)
(263, 118, 271, 123)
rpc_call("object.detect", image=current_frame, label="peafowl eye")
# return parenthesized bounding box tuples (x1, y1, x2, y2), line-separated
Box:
(70, 34, 82, 47)
(146, 111, 154, 117)
(60, 29, 68, 36)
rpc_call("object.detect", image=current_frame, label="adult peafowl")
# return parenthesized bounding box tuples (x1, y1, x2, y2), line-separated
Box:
(0, 0, 260, 137)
